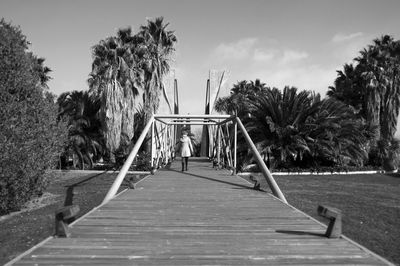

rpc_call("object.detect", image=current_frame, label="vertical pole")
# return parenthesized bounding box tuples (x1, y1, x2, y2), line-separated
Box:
(217, 125, 221, 167)
(164, 124, 168, 165)
(234, 120, 237, 174)
(151, 120, 155, 168)
(224, 123, 233, 168)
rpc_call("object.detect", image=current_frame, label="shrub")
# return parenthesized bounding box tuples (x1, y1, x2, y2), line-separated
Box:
(0, 19, 67, 215)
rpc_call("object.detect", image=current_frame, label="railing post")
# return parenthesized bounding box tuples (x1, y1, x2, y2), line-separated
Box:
(234, 121, 237, 175)
(163, 124, 168, 165)
(235, 117, 287, 204)
(102, 116, 155, 204)
(217, 125, 221, 167)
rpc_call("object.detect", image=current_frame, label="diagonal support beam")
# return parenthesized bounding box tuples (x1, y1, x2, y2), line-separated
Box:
(235, 117, 287, 204)
(102, 116, 155, 204)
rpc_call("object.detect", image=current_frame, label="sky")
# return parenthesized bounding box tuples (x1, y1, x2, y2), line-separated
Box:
(1, 0, 400, 131)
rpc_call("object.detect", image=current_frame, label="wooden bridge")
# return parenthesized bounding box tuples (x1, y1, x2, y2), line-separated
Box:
(8, 158, 392, 265)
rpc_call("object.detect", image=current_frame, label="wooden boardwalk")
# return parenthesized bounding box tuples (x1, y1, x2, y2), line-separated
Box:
(9, 158, 391, 265)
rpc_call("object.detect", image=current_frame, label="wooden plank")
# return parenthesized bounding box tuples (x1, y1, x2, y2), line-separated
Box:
(9, 158, 392, 265)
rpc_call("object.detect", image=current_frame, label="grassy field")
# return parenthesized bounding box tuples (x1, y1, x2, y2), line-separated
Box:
(0, 171, 140, 265)
(270, 173, 400, 265)
(1, 171, 399, 265)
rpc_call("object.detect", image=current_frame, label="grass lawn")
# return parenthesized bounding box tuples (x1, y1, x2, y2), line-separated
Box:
(269, 173, 400, 266)
(0, 171, 142, 265)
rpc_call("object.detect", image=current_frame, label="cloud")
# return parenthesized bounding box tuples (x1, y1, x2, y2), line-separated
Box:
(332, 32, 363, 43)
(212, 38, 258, 61)
(281, 50, 309, 64)
(253, 49, 276, 62)
(244, 64, 336, 96)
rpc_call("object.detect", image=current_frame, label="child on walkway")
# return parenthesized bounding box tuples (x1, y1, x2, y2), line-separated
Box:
(179, 131, 193, 171)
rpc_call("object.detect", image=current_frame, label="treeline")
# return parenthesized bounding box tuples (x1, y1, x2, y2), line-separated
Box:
(216, 35, 400, 171)
(0, 17, 177, 214)
(59, 17, 177, 168)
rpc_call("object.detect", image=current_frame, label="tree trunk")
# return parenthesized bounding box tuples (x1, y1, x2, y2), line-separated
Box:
(101, 80, 124, 163)
(121, 87, 135, 147)
(143, 76, 161, 152)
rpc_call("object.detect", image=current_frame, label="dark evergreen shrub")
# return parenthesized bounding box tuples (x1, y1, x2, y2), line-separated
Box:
(0, 19, 67, 215)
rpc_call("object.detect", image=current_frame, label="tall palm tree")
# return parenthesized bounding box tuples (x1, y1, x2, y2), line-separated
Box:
(138, 17, 177, 123)
(89, 28, 143, 162)
(328, 35, 400, 166)
(355, 35, 400, 141)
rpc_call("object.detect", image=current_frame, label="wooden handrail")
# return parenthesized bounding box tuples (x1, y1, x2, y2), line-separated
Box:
(235, 117, 288, 204)
(102, 116, 155, 204)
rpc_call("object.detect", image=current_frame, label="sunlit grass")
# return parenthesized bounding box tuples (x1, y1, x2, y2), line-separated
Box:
(273, 173, 400, 265)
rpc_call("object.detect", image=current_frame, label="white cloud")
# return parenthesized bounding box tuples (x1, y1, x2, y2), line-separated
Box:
(212, 38, 258, 61)
(332, 32, 363, 43)
(281, 50, 309, 64)
(253, 49, 276, 62)
(243, 64, 336, 96)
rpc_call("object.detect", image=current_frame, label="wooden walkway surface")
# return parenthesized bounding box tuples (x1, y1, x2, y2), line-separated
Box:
(9, 158, 391, 265)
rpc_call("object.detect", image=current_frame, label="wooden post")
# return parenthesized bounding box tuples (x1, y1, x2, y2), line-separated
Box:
(318, 205, 342, 238)
(235, 117, 287, 204)
(55, 205, 80, 237)
(102, 116, 155, 204)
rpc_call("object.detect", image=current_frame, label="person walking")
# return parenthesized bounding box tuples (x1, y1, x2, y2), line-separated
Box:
(179, 131, 193, 171)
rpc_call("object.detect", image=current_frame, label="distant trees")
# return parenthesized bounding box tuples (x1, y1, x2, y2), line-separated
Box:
(329, 35, 400, 168)
(0, 19, 66, 214)
(216, 35, 400, 171)
(216, 83, 369, 170)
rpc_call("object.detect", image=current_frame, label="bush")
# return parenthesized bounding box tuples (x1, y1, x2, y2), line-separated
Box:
(0, 91, 67, 215)
(0, 19, 67, 215)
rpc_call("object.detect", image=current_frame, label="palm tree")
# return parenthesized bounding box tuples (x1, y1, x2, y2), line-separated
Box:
(246, 86, 368, 168)
(306, 98, 368, 166)
(246, 86, 315, 167)
(327, 63, 364, 114)
(355, 35, 400, 141)
(328, 35, 400, 166)
(215, 80, 263, 117)
(89, 28, 143, 162)
(57, 91, 104, 169)
(138, 17, 177, 123)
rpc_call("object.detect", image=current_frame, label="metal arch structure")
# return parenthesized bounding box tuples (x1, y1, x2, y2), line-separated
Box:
(102, 114, 287, 205)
